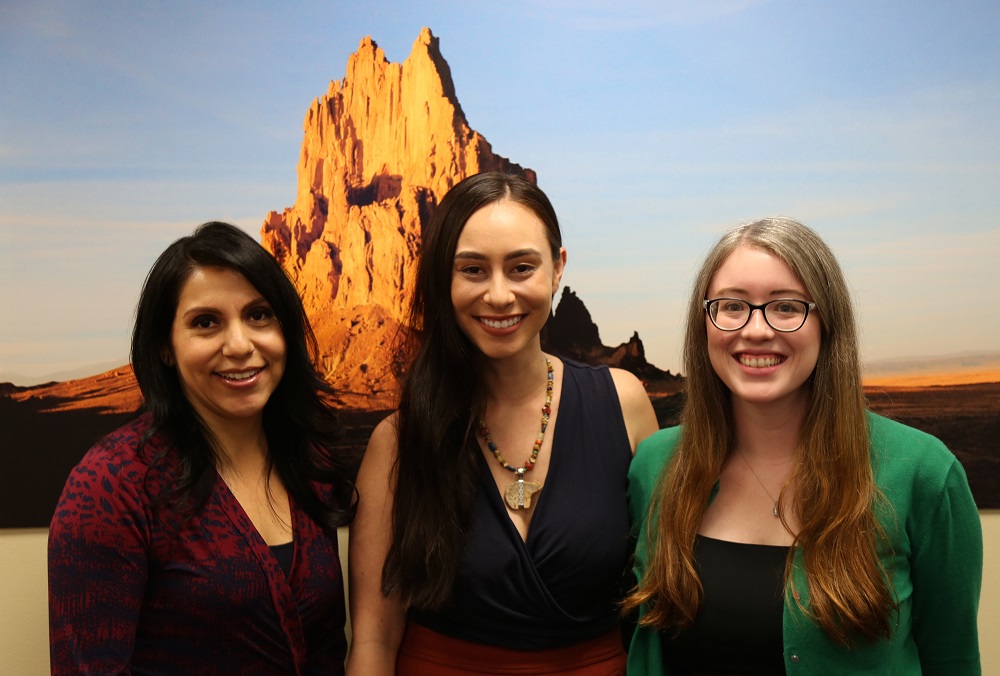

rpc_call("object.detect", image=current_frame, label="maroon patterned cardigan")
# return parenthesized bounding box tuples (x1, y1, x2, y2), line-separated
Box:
(48, 414, 347, 675)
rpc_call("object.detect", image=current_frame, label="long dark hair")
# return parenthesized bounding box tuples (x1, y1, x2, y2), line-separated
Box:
(383, 172, 562, 608)
(131, 221, 355, 530)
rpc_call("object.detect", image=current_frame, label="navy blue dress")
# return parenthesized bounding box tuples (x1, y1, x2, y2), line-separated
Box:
(410, 360, 633, 649)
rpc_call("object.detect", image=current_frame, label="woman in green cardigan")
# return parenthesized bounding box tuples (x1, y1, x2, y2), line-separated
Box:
(625, 217, 982, 675)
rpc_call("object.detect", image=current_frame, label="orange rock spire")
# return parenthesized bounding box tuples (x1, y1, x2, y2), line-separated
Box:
(261, 28, 532, 405)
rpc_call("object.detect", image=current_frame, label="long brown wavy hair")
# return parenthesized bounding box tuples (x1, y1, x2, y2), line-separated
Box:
(625, 217, 897, 646)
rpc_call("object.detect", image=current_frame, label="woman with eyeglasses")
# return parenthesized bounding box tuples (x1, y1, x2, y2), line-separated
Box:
(624, 217, 982, 674)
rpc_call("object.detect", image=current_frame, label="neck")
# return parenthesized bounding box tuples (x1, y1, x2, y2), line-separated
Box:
(731, 393, 808, 462)
(481, 348, 550, 406)
(203, 414, 269, 471)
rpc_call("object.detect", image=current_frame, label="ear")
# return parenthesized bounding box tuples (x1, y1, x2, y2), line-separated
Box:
(551, 247, 567, 294)
(160, 346, 175, 367)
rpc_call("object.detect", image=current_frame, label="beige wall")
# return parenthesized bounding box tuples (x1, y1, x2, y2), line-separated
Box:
(1, 528, 49, 675)
(5, 513, 999, 675)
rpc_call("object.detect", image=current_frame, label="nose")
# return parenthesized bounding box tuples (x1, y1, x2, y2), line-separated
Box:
(483, 273, 514, 307)
(222, 322, 254, 357)
(742, 307, 774, 338)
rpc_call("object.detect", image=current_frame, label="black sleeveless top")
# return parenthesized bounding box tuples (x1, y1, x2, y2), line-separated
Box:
(660, 534, 788, 675)
(409, 361, 633, 649)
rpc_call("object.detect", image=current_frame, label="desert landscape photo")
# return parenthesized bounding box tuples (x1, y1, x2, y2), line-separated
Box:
(3, 8, 999, 528)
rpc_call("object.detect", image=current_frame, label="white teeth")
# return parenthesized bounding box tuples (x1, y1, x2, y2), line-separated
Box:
(481, 316, 523, 329)
(740, 355, 781, 368)
(218, 369, 261, 381)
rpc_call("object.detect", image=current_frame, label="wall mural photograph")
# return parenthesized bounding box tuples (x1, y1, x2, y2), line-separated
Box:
(2, 1, 998, 531)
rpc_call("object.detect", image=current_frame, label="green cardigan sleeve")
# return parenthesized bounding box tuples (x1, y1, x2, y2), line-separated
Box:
(626, 427, 680, 676)
(869, 414, 983, 674)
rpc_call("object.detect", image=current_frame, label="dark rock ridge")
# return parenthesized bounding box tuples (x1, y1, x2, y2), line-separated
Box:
(543, 287, 678, 383)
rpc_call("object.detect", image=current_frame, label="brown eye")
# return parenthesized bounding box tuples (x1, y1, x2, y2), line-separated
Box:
(248, 307, 274, 323)
(191, 315, 217, 330)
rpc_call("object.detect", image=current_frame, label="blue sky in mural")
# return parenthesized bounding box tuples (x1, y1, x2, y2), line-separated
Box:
(2, 0, 999, 382)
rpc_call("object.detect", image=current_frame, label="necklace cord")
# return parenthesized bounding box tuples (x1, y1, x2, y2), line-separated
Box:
(737, 449, 781, 518)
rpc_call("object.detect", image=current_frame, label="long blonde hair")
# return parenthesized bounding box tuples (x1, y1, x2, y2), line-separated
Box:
(626, 217, 896, 645)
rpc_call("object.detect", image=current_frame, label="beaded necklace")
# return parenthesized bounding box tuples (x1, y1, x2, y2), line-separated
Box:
(479, 357, 554, 510)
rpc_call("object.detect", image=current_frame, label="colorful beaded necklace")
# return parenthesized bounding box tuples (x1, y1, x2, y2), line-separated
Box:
(479, 357, 554, 510)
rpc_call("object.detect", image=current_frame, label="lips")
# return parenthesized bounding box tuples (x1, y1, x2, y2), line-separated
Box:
(479, 315, 524, 329)
(739, 354, 783, 368)
(215, 367, 264, 382)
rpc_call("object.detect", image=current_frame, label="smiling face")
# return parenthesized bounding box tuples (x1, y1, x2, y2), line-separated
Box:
(165, 265, 286, 432)
(706, 244, 820, 414)
(450, 200, 566, 363)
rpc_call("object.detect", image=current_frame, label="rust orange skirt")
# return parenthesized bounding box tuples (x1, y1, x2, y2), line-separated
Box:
(395, 623, 627, 675)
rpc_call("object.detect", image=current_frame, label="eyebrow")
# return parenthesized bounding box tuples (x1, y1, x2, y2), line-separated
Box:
(713, 287, 807, 297)
(179, 296, 270, 320)
(454, 248, 543, 261)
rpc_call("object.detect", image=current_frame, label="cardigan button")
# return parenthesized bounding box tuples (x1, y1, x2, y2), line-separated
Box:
(790, 655, 800, 663)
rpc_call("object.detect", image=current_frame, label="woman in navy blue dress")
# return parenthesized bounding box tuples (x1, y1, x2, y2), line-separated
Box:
(347, 173, 659, 675)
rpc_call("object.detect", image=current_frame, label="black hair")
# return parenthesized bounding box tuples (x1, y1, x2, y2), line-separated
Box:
(131, 221, 355, 530)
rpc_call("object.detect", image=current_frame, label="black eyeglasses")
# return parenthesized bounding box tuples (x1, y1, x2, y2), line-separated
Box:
(704, 298, 817, 333)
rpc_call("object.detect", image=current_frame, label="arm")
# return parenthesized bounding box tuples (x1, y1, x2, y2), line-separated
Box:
(910, 458, 983, 675)
(609, 368, 660, 454)
(48, 445, 149, 675)
(345, 415, 407, 676)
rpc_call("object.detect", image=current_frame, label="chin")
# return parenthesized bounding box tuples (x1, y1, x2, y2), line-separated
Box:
(735, 384, 810, 407)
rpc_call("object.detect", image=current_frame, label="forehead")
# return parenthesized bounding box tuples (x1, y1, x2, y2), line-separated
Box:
(176, 266, 261, 306)
(709, 245, 806, 294)
(456, 200, 550, 254)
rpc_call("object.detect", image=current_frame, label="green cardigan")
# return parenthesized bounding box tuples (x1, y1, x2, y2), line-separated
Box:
(627, 412, 982, 675)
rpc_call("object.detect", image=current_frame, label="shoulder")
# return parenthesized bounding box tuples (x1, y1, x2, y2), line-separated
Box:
(867, 410, 950, 454)
(867, 411, 963, 484)
(70, 414, 161, 484)
(866, 411, 978, 520)
(633, 427, 682, 476)
(608, 366, 648, 400)
(558, 358, 607, 381)
(557, 359, 648, 408)
(557, 359, 620, 403)
(51, 415, 163, 532)
(608, 367, 659, 449)
(629, 427, 681, 499)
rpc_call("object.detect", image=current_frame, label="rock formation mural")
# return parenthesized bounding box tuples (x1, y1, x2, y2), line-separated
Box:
(259, 28, 536, 405)
(1, 28, 994, 529)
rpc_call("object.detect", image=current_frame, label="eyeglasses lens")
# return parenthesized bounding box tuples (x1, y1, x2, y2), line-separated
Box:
(709, 299, 808, 332)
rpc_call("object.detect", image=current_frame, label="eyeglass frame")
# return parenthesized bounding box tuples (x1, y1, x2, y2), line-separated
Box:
(703, 297, 817, 333)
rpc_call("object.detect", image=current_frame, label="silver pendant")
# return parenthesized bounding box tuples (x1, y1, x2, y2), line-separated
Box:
(505, 478, 542, 510)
